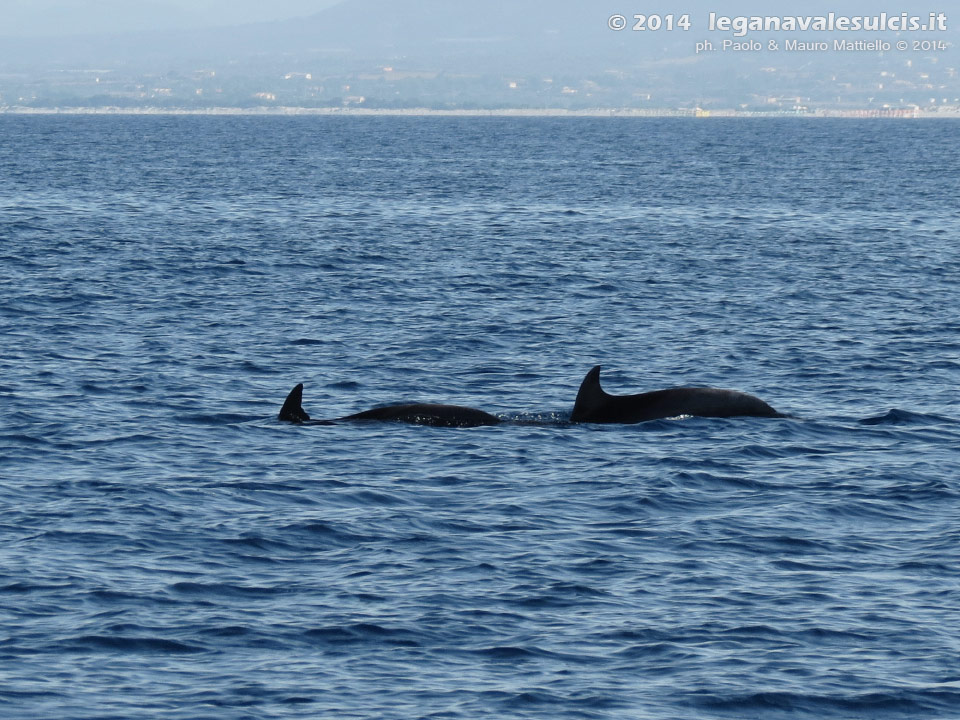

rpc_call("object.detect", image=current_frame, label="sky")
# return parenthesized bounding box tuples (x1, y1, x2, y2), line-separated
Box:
(4, 0, 342, 37)
(5, 0, 914, 38)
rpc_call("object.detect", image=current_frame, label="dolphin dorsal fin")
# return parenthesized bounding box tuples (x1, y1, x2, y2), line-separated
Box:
(278, 383, 311, 422)
(571, 365, 607, 422)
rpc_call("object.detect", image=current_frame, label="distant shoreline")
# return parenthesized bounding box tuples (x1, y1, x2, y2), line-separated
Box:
(2, 105, 957, 118)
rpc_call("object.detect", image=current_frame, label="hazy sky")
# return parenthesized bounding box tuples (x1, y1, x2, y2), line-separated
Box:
(2, 0, 951, 80)
(5, 0, 938, 38)
(4, 0, 342, 37)
(5, 0, 914, 38)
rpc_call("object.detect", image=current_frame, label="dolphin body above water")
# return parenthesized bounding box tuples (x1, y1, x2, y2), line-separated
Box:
(279, 368, 786, 429)
(278, 383, 502, 428)
(570, 366, 786, 424)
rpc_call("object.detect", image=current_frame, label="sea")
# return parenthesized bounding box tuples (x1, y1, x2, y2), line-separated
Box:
(1, 114, 959, 719)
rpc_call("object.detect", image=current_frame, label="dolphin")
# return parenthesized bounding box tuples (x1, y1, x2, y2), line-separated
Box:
(278, 383, 502, 428)
(570, 366, 786, 424)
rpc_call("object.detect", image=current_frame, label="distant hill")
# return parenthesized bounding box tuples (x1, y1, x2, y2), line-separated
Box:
(0, 0, 689, 71)
(1, 0, 956, 111)
(2, 0, 956, 71)
(2, 0, 340, 37)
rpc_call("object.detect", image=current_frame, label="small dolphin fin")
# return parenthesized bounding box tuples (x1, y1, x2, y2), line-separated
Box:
(570, 365, 605, 422)
(278, 383, 311, 423)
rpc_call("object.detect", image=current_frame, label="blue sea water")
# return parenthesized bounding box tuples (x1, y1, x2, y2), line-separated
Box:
(1, 114, 959, 719)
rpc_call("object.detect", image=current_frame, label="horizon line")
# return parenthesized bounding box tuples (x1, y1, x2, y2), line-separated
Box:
(2, 105, 957, 118)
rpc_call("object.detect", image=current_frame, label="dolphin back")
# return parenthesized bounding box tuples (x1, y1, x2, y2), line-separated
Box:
(343, 403, 501, 427)
(570, 366, 786, 423)
(278, 383, 500, 427)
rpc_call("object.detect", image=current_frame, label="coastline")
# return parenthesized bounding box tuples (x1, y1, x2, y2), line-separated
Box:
(2, 105, 958, 118)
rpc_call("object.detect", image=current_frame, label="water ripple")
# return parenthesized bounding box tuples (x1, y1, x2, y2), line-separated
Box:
(1, 115, 958, 720)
